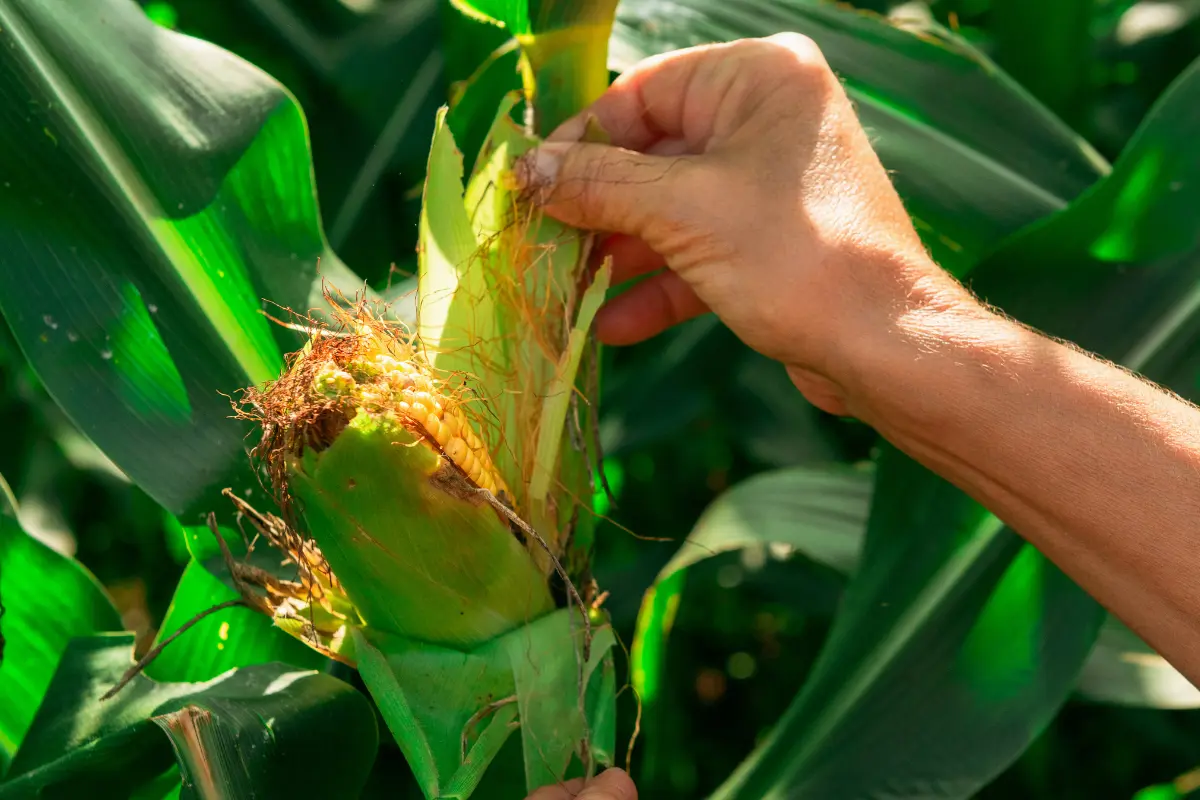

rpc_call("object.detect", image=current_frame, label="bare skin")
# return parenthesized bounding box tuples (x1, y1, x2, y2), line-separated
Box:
(518, 33, 1200, 800)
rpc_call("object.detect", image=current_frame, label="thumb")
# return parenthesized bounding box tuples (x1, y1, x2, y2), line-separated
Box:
(515, 141, 700, 238)
(576, 768, 638, 800)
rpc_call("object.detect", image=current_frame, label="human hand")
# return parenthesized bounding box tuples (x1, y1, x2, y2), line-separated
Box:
(525, 768, 637, 800)
(516, 34, 975, 415)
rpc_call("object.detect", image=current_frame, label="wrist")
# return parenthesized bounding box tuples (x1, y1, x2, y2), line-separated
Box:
(826, 260, 1017, 429)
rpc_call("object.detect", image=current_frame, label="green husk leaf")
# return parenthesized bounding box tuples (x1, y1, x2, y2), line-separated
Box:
(420, 95, 594, 541)
(529, 258, 612, 505)
(417, 107, 497, 386)
(354, 608, 616, 799)
(505, 610, 616, 790)
(287, 412, 554, 648)
(353, 628, 519, 799)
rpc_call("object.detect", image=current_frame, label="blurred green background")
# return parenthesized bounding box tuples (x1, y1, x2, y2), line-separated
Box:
(3, 0, 1200, 797)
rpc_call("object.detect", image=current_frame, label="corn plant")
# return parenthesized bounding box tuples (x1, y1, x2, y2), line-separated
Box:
(0, 0, 623, 795)
(2, 0, 1200, 798)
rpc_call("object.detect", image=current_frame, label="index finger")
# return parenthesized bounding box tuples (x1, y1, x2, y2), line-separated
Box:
(546, 34, 825, 155)
(544, 41, 729, 152)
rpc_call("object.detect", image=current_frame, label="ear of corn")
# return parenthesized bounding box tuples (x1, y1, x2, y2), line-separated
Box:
(233, 6, 619, 795)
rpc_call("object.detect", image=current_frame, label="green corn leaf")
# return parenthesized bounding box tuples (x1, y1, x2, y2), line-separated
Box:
(989, 0, 1094, 127)
(711, 447, 1103, 799)
(355, 608, 616, 799)
(968, 55, 1200, 392)
(709, 51, 1200, 800)
(0, 513, 121, 775)
(1, 634, 377, 799)
(609, 0, 1109, 276)
(0, 0, 366, 525)
(142, 559, 325, 684)
(631, 465, 873, 712)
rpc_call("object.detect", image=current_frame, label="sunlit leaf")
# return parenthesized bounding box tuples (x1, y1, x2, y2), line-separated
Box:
(143, 559, 325, 684)
(2, 634, 377, 798)
(0, 0, 366, 525)
(0, 514, 121, 774)
(449, 0, 619, 133)
(632, 465, 872, 709)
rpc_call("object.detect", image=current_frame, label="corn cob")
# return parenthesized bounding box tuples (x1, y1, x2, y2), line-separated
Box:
(309, 309, 510, 501)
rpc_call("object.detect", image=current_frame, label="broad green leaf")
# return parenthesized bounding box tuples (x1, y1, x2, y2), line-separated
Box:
(353, 628, 520, 799)
(354, 608, 616, 799)
(715, 449, 1105, 798)
(0, 0, 365, 524)
(609, 0, 1109, 275)
(1076, 616, 1200, 709)
(631, 465, 872, 709)
(968, 56, 1200, 391)
(2, 634, 377, 798)
(0, 514, 121, 774)
(710, 52, 1200, 800)
(143, 559, 325, 684)
(990, 0, 1094, 127)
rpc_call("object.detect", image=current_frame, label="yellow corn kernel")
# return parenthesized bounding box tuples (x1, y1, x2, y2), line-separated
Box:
(445, 437, 467, 463)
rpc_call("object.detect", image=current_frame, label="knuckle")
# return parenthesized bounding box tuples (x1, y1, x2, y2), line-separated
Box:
(759, 32, 831, 78)
(651, 161, 736, 262)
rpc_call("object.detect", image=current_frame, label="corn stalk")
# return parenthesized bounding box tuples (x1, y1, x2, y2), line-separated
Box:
(228, 2, 620, 796)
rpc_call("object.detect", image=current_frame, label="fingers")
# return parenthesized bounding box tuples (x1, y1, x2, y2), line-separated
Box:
(524, 769, 637, 800)
(515, 141, 706, 239)
(543, 45, 717, 151)
(596, 270, 710, 345)
(577, 768, 638, 800)
(526, 778, 586, 800)
(545, 33, 828, 153)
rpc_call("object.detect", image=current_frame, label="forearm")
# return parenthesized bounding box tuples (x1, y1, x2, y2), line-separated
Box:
(845, 296, 1200, 682)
